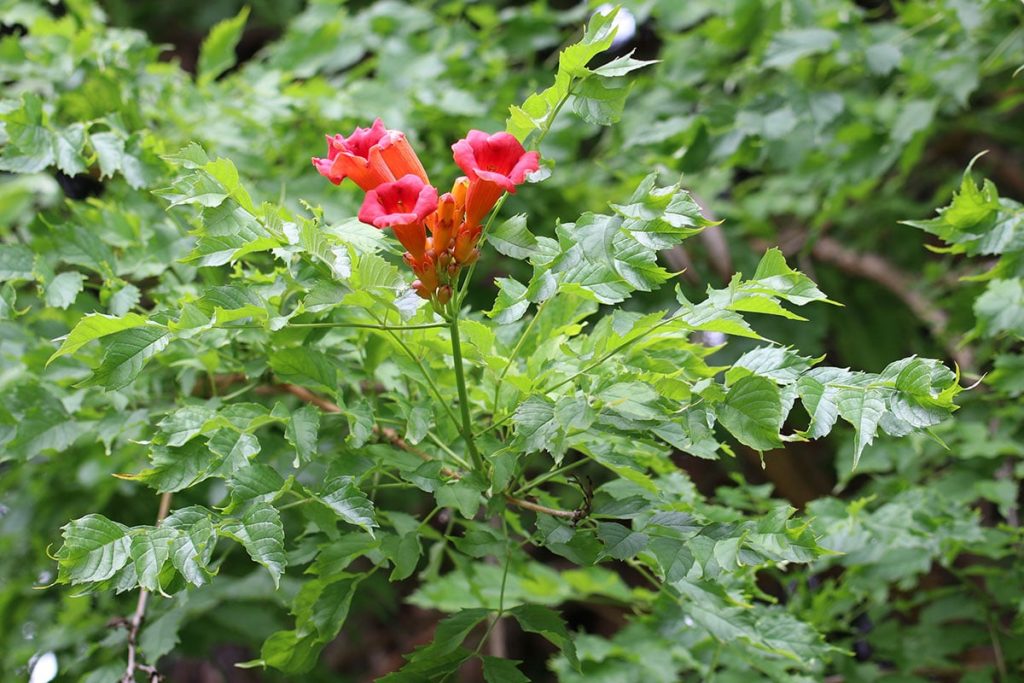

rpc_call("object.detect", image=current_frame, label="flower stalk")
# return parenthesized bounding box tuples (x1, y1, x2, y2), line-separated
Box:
(447, 300, 483, 473)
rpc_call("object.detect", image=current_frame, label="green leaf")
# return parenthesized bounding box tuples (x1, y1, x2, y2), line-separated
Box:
(269, 348, 338, 396)
(508, 604, 579, 671)
(836, 384, 887, 468)
(763, 28, 838, 69)
(414, 608, 490, 659)
(82, 325, 171, 390)
(316, 476, 378, 534)
(224, 464, 286, 513)
(259, 629, 321, 674)
(197, 7, 250, 85)
(572, 76, 631, 126)
(0, 94, 54, 173)
(49, 314, 148, 364)
(0, 243, 35, 281)
(56, 515, 132, 584)
(163, 506, 217, 586)
(796, 367, 850, 439)
(558, 8, 619, 77)
(89, 131, 126, 180)
(130, 528, 174, 592)
(974, 278, 1024, 338)
(513, 395, 558, 455)
(592, 52, 659, 77)
(596, 522, 649, 560)
(717, 375, 784, 451)
(488, 214, 537, 260)
(220, 502, 287, 587)
(139, 603, 188, 661)
(481, 656, 530, 683)
(286, 405, 320, 466)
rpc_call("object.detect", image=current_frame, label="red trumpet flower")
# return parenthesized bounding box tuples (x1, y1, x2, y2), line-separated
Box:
(452, 130, 540, 226)
(358, 174, 439, 260)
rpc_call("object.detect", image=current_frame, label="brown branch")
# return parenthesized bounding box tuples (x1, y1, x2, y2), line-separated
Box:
(121, 491, 172, 683)
(275, 384, 459, 478)
(503, 495, 583, 520)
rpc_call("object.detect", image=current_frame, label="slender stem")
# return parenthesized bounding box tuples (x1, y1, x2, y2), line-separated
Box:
(475, 312, 685, 439)
(492, 298, 548, 415)
(290, 321, 446, 330)
(514, 457, 589, 495)
(505, 494, 580, 519)
(122, 491, 172, 683)
(448, 303, 483, 472)
(216, 321, 445, 331)
(375, 318, 462, 429)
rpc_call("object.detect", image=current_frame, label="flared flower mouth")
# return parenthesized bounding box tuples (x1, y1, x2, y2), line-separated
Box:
(452, 130, 540, 193)
(315, 122, 540, 303)
(358, 174, 439, 229)
(330, 118, 388, 160)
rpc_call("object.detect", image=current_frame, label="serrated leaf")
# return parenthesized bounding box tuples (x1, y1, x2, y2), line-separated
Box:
(488, 214, 537, 260)
(197, 7, 250, 85)
(83, 325, 171, 390)
(286, 405, 320, 466)
(508, 604, 579, 671)
(130, 528, 174, 592)
(269, 348, 338, 396)
(836, 385, 887, 468)
(481, 656, 530, 683)
(717, 375, 783, 451)
(49, 313, 149, 363)
(0, 243, 35, 281)
(41, 270, 83, 309)
(596, 521, 649, 560)
(225, 464, 286, 513)
(316, 476, 377, 534)
(163, 506, 217, 586)
(592, 52, 659, 77)
(220, 503, 286, 587)
(56, 515, 132, 584)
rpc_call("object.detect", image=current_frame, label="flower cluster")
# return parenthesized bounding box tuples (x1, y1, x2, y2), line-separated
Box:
(313, 120, 540, 305)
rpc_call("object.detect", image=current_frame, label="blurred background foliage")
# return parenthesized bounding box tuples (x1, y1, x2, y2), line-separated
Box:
(1, 0, 1023, 681)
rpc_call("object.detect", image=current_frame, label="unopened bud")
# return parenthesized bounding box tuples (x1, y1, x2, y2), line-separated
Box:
(412, 280, 431, 299)
(436, 285, 452, 305)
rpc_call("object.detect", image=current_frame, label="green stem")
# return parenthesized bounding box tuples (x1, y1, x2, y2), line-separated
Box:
(514, 457, 589, 495)
(448, 302, 483, 472)
(476, 310, 687, 438)
(291, 321, 446, 330)
(215, 321, 445, 331)
(373, 315, 462, 429)
(492, 298, 548, 415)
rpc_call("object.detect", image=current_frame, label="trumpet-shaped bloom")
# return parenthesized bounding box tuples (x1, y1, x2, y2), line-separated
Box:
(358, 174, 438, 259)
(377, 131, 430, 185)
(312, 119, 394, 191)
(452, 130, 540, 226)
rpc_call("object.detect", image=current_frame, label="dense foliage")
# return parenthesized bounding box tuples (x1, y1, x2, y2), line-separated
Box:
(1, 0, 1022, 681)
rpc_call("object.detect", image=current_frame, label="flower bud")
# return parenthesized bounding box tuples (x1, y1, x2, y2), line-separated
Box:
(412, 280, 431, 299)
(436, 285, 452, 305)
(453, 223, 481, 263)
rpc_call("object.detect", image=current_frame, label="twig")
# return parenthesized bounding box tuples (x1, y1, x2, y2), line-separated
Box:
(503, 495, 582, 520)
(120, 491, 172, 683)
(276, 384, 460, 474)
